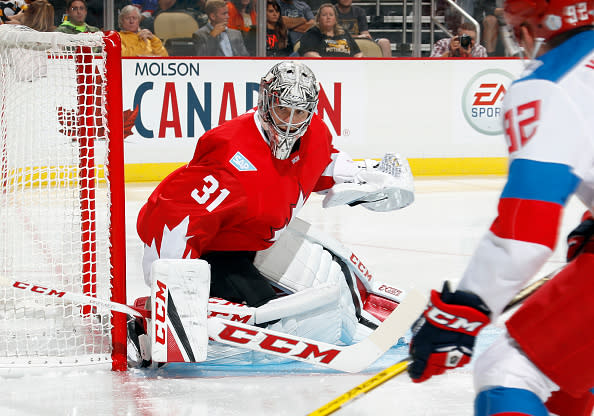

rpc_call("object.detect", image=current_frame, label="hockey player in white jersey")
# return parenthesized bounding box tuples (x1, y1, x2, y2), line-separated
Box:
(408, 0, 594, 414)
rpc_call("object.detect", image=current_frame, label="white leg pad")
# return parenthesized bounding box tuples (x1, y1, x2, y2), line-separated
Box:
(255, 285, 339, 324)
(254, 232, 334, 293)
(257, 234, 360, 344)
(150, 259, 210, 363)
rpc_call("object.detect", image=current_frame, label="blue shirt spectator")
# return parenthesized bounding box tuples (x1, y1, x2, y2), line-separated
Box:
(276, 0, 314, 45)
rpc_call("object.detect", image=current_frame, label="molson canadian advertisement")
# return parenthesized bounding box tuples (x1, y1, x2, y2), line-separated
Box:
(120, 58, 526, 178)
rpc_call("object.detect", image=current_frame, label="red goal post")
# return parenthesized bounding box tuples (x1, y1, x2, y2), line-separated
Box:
(0, 26, 126, 371)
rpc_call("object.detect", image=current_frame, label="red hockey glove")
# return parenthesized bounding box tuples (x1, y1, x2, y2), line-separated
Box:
(408, 281, 490, 383)
(567, 211, 594, 262)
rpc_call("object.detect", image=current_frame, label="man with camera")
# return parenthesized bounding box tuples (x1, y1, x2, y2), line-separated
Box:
(430, 22, 487, 57)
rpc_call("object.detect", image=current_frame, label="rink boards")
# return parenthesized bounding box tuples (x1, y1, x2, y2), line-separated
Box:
(120, 57, 525, 180)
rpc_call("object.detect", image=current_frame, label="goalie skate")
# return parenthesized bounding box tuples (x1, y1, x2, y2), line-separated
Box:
(127, 315, 151, 368)
(126, 297, 152, 368)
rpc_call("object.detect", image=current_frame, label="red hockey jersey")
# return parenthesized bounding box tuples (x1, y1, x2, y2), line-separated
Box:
(137, 110, 338, 259)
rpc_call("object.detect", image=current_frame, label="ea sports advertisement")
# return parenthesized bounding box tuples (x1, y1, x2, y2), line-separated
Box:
(120, 58, 525, 179)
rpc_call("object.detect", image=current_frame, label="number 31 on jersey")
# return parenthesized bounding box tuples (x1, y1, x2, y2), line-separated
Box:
(504, 99, 541, 153)
(191, 175, 230, 212)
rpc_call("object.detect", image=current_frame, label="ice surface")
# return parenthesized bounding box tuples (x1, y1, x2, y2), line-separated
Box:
(4, 177, 582, 416)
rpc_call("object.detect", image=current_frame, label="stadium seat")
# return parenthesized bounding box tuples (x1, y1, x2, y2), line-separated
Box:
(354, 38, 383, 57)
(153, 12, 199, 56)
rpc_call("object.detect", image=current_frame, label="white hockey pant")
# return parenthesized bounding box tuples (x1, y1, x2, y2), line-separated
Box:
(473, 332, 560, 403)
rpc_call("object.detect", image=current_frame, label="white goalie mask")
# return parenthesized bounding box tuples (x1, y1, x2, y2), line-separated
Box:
(258, 61, 319, 160)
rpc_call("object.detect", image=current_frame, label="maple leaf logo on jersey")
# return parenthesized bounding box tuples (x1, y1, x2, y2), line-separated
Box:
(266, 188, 306, 243)
(149, 216, 194, 259)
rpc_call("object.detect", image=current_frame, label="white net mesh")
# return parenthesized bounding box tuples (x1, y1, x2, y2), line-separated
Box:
(0, 25, 115, 369)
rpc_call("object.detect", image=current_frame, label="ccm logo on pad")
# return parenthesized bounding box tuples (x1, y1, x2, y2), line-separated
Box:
(349, 253, 373, 281)
(153, 279, 168, 345)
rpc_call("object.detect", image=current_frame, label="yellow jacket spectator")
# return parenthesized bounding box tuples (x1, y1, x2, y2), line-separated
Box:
(119, 5, 168, 57)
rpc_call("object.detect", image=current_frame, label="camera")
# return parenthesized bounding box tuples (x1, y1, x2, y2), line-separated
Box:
(459, 34, 472, 49)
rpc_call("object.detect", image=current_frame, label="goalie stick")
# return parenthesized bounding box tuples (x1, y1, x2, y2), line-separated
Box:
(0, 275, 426, 373)
(307, 268, 561, 415)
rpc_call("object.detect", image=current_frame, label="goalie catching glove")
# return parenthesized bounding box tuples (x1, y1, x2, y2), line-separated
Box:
(408, 281, 490, 383)
(323, 153, 414, 212)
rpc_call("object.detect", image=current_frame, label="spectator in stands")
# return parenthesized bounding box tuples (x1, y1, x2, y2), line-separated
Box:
(266, 0, 293, 56)
(335, 0, 392, 57)
(192, 0, 208, 27)
(83, 0, 102, 28)
(192, 0, 249, 56)
(152, 0, 192, 17)
(430, 21, 487, 57)
(444, 0, 503, 56)
(4, 0, 55, 81)
(277, 0, 314, 45)
(50, 0, 67, 27)
(298, 3, 361, 57)
(5, 0, 55, 31)
(55, 0, 100, 33)
(473, 0, 503, 56)
(131, 0, 159, 22)
(227, 0, 257, 55)
(52, 0, 101, 28)
(119, 5, 169, 56)
(0, 1, 23, 24)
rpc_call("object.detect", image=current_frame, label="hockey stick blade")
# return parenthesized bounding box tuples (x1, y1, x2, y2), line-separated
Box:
(207, 290, 425, 373)
(308, 268, 560, 415)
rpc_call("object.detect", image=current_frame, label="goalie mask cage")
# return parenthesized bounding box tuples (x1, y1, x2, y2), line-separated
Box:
(0, 26, 126, 372)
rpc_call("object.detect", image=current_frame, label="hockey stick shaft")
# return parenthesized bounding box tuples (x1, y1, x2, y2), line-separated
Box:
(2, 276, 332, 325)
(501, 267, 558, 313)
(1, 274, 426, 373)
(308, 358, 409, 416)
(308, 268, 560, 415)
(2, 277, 143, 318)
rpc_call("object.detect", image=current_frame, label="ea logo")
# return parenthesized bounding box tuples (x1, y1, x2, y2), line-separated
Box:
(462, 69, 516, 135)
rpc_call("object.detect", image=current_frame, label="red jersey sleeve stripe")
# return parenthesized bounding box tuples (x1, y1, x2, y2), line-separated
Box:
(490, 198, 562, 250)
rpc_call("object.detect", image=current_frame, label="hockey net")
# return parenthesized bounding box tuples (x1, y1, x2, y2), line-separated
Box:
(0, 26, 126, 372)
